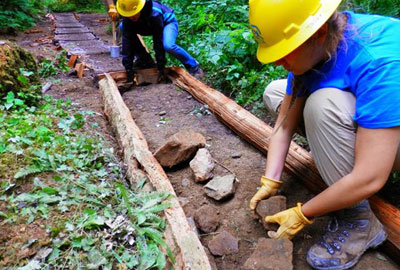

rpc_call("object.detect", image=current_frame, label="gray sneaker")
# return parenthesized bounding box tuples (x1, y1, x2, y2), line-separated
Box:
(307, 200, 387, 270)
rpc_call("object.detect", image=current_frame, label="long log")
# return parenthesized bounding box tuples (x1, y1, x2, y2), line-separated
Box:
(99, 73, 212, 270)
(167, 67, 400, 260)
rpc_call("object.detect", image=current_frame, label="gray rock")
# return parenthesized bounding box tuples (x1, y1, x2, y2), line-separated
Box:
(154, 130, 206, 168)
(204, 174, 236, 200)
(181, 178, 190, 187)
(255, 196, 287, 231)
(190, 148, 215, 182)
(231, 152, 242, 159)
(243, 238, 293, 270)
(193, 205, 219, 233)
(208, 231, 239, 256)
(158, 111, 167, 116)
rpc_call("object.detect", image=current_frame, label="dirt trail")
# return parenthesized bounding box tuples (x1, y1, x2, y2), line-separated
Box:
(5, 12, 399, 270)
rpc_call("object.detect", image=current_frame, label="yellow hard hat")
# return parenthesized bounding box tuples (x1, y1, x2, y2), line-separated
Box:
(249, 0, 342, 63)
(116, 0, 146, 17)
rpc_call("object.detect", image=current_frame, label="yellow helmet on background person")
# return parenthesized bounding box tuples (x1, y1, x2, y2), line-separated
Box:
(249, 0, 342, 64)
(116, 0, 146, 17)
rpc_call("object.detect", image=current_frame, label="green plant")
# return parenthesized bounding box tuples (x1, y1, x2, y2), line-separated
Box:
(38, 52, 70, 77)
(0, 96, 173, 269)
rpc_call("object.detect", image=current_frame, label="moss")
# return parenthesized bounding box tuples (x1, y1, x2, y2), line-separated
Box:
(0, 153, 20, 180)
(0, 41, 41, 101)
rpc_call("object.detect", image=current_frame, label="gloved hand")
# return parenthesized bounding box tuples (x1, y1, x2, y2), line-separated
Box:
(125, 69, 134, 83)
(265, 203, 313, 239)
(108, 4, 118, 21)
(157, 68, 167, 83)
(249, 176, 282, 210)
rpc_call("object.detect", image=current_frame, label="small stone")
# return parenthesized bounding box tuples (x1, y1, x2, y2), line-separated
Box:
(187, 95, 192, 99)
(190, 148, 215, 182)
(204, 174, 236, 200)
(255, 196, 287, 231)
(159, 111, 167, 116)
(208, 231, 239, 256)
(193, 205, 219, 233)
(231, 153, 242, 159)
(181, 178, 190, 187)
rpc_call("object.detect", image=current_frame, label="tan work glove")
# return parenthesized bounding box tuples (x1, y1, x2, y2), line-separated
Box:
(249, 176, 282, 210)
(265, 203, 313, 239)
(108, 4, 118, 21)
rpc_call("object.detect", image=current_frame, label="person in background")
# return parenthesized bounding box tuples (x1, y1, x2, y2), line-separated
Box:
(248, 0, 400, 269)
(113, 0, 203, 83)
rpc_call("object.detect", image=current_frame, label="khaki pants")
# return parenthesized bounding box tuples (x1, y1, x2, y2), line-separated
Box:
(264, 79, 400, 186)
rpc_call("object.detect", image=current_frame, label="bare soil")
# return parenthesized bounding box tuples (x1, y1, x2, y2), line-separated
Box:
(1, 13, 398, 270)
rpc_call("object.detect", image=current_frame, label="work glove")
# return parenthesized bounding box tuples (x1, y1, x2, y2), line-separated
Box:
(265, 203, 313, 239)
(125, 69, 134, 83)
(249, 176, 282, 210)
(157, 68, 167, 83)
(108, 4, 118, 21)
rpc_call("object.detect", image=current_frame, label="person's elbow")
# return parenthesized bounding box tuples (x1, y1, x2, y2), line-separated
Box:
(362, 175, 387, 197)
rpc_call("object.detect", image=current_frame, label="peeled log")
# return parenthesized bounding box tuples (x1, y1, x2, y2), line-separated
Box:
(98, 73, 212, 270)
(167, 66, 400, 260)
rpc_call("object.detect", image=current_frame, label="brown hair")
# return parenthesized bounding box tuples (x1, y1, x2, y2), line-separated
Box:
(273, 11, 348, 134)
(290, 11, 348, 104)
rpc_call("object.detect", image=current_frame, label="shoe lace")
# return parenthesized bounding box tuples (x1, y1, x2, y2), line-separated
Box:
(318, 216, 358, 255)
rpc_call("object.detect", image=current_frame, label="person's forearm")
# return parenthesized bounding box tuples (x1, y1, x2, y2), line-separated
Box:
(264, 130, 292, 180)
(301, 173, 384, 218)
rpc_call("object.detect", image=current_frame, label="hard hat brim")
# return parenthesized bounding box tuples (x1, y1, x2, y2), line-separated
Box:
(256, 0, 342, 64)
(116, 0, 145, 18)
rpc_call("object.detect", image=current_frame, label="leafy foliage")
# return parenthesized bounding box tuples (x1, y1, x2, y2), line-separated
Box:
(38, 52, 70, 78)
(0, 96, 172, 269)
(0, 0, 39, 32)
(341, 0, 400, 17)
(46, 0, 104, 13)
(161, 0, 398, 107)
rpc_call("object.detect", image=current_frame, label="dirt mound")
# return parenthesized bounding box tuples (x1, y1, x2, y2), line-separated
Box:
(0, 41, 40, 99)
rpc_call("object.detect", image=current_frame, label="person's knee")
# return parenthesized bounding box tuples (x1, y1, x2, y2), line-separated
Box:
(304, 88, 355, 131)
(263, 79, 286, 115)
(163, 42, 177, 52)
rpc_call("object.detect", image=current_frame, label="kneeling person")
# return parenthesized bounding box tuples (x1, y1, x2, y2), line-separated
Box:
(116, 0, 203, 82)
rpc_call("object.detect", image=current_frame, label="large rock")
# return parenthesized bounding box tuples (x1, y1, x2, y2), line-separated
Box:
(0, 41, 41, 104)
(193, 205, 219, 233)
(243, 238, 293, 270)
(255, 196, 287, 231)
(154, 130, 206, 168)
(190, 148, 215, 182)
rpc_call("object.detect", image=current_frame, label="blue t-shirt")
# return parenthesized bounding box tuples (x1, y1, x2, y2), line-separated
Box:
(286, 11, 400, 128)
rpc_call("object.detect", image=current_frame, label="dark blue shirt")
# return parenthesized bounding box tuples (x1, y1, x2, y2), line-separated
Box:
(122, 0, 176, 70)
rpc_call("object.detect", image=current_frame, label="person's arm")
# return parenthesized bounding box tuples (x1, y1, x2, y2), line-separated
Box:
(264, 94, 306, 180)
(249, 93, 306, 210)
(104, 0, 118, 21)
(121, 19, 135, 75)
(301, 126, 400, 218)
(151, 15, 166, 71)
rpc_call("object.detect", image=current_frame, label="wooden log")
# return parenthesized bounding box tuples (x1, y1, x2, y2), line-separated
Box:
(67, 54, 78, 68)
(167, 66, 400, 258)
(96, 68, 159, 85)
(99, 73, 212, 270)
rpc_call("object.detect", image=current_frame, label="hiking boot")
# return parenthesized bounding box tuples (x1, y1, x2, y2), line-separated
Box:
(306, 200, 387, 270)
(189, 64, 204, 80)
